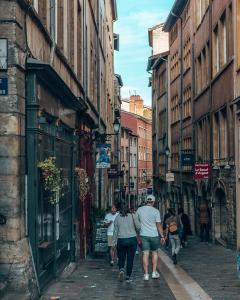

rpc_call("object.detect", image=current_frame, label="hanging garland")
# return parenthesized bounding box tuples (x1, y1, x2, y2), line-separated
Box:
(38, 157, 63, 205)
(75, 167, 89, 201)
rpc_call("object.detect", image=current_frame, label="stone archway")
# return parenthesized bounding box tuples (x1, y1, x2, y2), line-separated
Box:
(214, 187, 228, 242)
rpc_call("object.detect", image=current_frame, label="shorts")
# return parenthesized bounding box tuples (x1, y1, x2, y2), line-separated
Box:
(141, 236, 160, 252)
(107, 235, 114, 247)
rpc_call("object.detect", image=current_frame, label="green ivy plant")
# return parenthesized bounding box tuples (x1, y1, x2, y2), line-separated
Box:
(38, 157, 63, 205)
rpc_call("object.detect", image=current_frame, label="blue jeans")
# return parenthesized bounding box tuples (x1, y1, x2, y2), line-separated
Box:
(117, 237, 137, 277)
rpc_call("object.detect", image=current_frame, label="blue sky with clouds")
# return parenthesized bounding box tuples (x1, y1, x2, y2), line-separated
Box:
(114, 0, 174, 106)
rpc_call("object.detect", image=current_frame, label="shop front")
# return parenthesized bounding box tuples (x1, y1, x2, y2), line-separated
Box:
(26, 58, 87, 288)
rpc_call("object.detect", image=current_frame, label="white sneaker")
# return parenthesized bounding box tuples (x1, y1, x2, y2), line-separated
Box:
(118, 270, 124, 282)
(143, 273, 149, 281)
(152, 271, 160, 279)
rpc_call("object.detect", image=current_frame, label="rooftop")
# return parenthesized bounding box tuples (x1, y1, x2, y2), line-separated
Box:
(163, 0, 188, 32)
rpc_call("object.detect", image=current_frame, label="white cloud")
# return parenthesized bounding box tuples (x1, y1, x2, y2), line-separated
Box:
(115, 9, 168, 47)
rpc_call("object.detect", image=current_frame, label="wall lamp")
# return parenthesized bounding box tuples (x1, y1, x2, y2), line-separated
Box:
(77, 117, 120, 143)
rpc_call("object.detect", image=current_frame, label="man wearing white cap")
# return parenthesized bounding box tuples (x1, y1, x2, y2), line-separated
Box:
(136, 195, 165, 281)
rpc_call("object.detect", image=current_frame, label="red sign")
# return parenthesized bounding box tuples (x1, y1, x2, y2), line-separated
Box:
(194, 163, 210, 180)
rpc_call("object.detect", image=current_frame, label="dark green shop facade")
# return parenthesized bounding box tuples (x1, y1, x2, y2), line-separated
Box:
(26, 59, 87, 288)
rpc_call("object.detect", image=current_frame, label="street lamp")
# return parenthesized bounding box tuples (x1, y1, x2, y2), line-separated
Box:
(113, 117, 120, 135)
(142, 170, 146, 181)
(165, 146, 170, 159)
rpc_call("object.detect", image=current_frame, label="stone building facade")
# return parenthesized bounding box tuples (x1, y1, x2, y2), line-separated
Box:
(0, 0, 119, 297)
(234, 0, 240, 252)
(121, 111, 138, 207)
(121, 102, 152, 203)
(157, 0, 236, 247)
(148, 24, 170, 212)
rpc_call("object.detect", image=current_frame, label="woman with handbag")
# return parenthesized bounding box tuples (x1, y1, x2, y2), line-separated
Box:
(113, 204, 141, 282)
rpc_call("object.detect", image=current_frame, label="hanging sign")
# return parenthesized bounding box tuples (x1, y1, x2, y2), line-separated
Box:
(166, 172, 174, 182)
(96, 144, 111, 169)
(194, 163, 210, 180)
(181, 153, 194, 166)
(108, 164, 118, 178)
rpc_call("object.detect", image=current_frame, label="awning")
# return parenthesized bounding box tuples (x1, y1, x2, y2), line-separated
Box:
(27, 58, 88, 113)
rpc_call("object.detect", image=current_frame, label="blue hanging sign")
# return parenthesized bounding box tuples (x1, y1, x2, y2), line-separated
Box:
(96, 144, 111, 169)
(0, 77, 8, 96)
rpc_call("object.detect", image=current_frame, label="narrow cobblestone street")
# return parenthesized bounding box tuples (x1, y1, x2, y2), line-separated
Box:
(42, 237, 240, 300)
(174, 238, 240, 300)
(42, 256, 175, 300)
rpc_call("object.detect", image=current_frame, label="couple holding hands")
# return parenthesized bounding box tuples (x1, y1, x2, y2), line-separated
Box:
(104, 195, 166, 282)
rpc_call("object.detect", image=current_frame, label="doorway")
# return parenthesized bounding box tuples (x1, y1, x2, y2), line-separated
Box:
(214, 188, 228, 242)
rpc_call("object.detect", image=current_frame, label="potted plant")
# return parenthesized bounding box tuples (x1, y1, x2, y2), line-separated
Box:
(75, 167, 89, 201)
(38, 157, 63, 205)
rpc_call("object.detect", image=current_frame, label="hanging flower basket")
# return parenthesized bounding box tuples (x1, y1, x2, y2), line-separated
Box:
(75, 167, 89, 201)
(38, 157, 63, 205)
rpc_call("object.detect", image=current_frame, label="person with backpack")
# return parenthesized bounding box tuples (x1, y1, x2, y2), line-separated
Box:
(163, 208, 171, 248)
(165, 208, 181, 264)
(178, 208, 192, 247)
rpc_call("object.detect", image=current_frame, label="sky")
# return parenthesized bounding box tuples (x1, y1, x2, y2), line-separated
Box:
(114, 0, 174, 106)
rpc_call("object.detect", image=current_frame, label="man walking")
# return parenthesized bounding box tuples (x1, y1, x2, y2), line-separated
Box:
(104, 205, 118, 266)
(136, 195, 165, 281)
(199, 203, 210, 243)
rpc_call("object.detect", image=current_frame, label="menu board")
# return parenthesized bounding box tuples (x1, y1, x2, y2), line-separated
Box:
(94, 221, 108, 253)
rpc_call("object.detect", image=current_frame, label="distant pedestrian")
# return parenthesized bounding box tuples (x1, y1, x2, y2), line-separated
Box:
(178, 208, 192, 247)
(104, 205, 119, 266)
(199, 203, 210, 243)
(163, 209, 171, 248)
(165, 208, 181, 264)
(136, 195, 165, 281)
(113, 204, 140, 282)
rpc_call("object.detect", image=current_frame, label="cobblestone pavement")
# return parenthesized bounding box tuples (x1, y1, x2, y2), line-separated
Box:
(42, 255, 175, 300)
(164, 237, 240, 300)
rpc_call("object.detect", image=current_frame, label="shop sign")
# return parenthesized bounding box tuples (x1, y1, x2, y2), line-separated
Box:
(181, 153, 194, 166)
(96, 144, 111, 169)
(108, 164, 118, 178)
(194, 163, 210, 180)
(0, 77, 8, 95)
(166, 172, 174, 182)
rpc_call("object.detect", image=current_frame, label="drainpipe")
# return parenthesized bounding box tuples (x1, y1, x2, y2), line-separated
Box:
(179, 16, 184, 206)
(49, 0, 56, 65)
(209, 0, 215, 242)
(171, 12, 183, 206)
(192, 43, 197, 234)
(96, 0, 102, 209)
